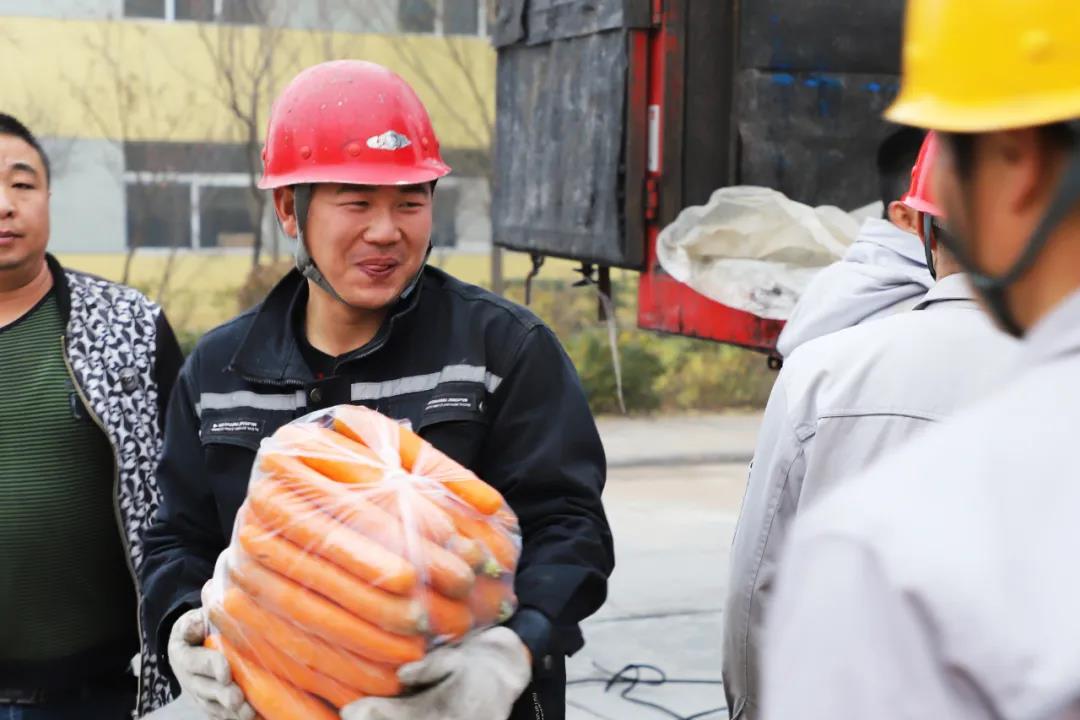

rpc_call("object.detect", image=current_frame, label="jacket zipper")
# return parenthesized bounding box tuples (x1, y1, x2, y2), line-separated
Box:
(60, 334, 146, 710)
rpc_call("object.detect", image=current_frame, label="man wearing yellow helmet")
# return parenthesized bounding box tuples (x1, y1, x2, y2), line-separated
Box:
(760, 1, 1080, 718)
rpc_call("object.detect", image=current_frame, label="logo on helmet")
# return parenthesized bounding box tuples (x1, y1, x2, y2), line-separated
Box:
(366, 130, 412, 151)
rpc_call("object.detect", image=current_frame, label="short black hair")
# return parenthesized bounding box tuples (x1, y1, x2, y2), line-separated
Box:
(0, 113, 51, 186)
(876, 126, 926, 216)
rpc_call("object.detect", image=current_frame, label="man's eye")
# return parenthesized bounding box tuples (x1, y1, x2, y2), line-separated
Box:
(401, 202, 424, 209)
(13, 182, 35, 190)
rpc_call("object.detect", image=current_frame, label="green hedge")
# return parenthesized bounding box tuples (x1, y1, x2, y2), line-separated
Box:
(170, 272, 776, 413)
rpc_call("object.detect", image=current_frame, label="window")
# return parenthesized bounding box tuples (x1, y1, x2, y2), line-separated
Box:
(174, 0, 215, 21)
(398, 0, 485, 35)
(219, 0, 267, 25)
(431, 183, 460, 248)
(199, 186, 258, 248)
(444, 0, 479, 35)
(399, 0, 436, 33)
(124, 141, 260, 250)
(123, 0, 166, 18)
(124, 0, 266, 24)
(126, 183, 192, 250)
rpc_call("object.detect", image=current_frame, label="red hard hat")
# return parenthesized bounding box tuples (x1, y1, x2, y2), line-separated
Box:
(901, 131, 944, 217)
(258, 61, 452, 189)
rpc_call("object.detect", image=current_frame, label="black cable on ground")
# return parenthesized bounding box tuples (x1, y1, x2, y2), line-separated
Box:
(566, 662, 727, 720)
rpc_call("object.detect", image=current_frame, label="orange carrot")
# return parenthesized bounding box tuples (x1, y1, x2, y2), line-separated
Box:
(449, 507, 521, 573)
(209, 603, 362, 708)
(446, 534, 501, 577)
(259, 470, 475, 600)
(246, 477, 417, 595)
(375, 487, 456, 545)
(237, 519, 427, 636)
(469, 576, 517, 626)
(270, 425, 387, 485)
(331, 406, 410, 463)
(206, 634, 339, 720)
(421, 590, 473, 640)
(332, 407, 504, 514)
(268, 463, 403, 537)
(221, 588, 402, 697)
(229, 557, 426, 665)
(396, 424, 425, 472)
(438, 473, 505, 516)
(411, 540, 475, 600)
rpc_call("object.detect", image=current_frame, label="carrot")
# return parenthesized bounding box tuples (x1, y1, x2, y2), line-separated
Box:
(449, 507, 521, 573)
(221, 588, 402, 697)
(411, 540, 475, 600)
(446, 534, 501, 577)
(391, 422, 426, 472)
(421, 590, 473, 640)
(259, 471, 475, 600)
(374, 487, 456, 545)
(437, 473, 505, 516)
(470, 576, 517, 626)
(267, 463, 402, 537)
(246, 476, 417, 595)
(270, 425, 387, 485)
(209, 603, 362, 708)
(229, 556, 426, 666)
(206, 634, 338, 720)
(411, 449, 505, 516)
(237, 519, 427, 636)
(332, 407, 504, 515)
(331, 405, 408, 461)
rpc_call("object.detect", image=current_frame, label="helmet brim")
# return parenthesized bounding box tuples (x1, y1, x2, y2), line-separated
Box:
(258, 161, 452, 190)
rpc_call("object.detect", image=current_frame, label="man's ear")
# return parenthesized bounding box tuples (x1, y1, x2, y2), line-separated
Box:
(273, 186, 298, 238)
(887, 201, 918, 234)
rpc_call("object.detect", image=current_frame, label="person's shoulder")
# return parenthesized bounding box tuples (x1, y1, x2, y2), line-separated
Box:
(185, 305, 260, 365)
(793, 375, 1028, 546)
(423, 266, 544, 334)
(782, 315, 899, 389)
(64, 267, 162, 314)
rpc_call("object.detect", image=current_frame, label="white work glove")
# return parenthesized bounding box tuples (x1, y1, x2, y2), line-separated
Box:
(340, 626, 532, 720)
(167, 608, 256, 720)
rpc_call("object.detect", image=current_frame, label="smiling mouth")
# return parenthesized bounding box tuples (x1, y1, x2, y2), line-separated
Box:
(356, 259, 399, 277)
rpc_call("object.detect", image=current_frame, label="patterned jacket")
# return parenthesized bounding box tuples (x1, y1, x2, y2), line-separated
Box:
(47, 255, 183, 716)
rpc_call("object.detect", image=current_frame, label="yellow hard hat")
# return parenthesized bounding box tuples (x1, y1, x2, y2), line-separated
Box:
(885, 0, 1080, 132)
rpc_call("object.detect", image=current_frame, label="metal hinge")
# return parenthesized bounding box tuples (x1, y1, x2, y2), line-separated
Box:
(645, 176, 661, 221)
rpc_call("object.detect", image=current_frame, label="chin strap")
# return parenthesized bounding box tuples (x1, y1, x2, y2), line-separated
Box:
(291, 183, 430, 308)
(921, 212, 938, 281)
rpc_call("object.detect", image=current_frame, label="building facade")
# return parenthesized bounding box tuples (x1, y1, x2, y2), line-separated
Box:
(0, 0, 495, 255)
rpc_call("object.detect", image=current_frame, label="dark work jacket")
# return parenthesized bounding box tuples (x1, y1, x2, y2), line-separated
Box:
(139, 266, 614, 720)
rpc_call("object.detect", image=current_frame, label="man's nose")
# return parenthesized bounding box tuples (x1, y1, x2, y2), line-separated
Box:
(363, 208, 401, 245)
(0, 187, 14, 218)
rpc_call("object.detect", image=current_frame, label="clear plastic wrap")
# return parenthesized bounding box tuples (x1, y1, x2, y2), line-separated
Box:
(202, 405, 521, 718)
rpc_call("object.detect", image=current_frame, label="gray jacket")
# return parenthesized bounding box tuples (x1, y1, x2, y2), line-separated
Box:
(763, 288, 1080, 720)
(723, 274, 1017, 719)
(776, 218, 934, 358)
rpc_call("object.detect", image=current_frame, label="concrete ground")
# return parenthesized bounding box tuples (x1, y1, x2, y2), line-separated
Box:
(145, 412, 762, 720)
(565, 462, 746, 720)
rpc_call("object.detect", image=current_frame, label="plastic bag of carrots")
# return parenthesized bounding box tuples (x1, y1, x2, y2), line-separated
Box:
(202, 404, 521, 720)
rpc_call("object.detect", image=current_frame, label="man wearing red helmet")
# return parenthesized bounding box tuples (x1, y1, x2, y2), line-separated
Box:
(720, 132, 1017, 720)
(139, 61, 613, 720)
